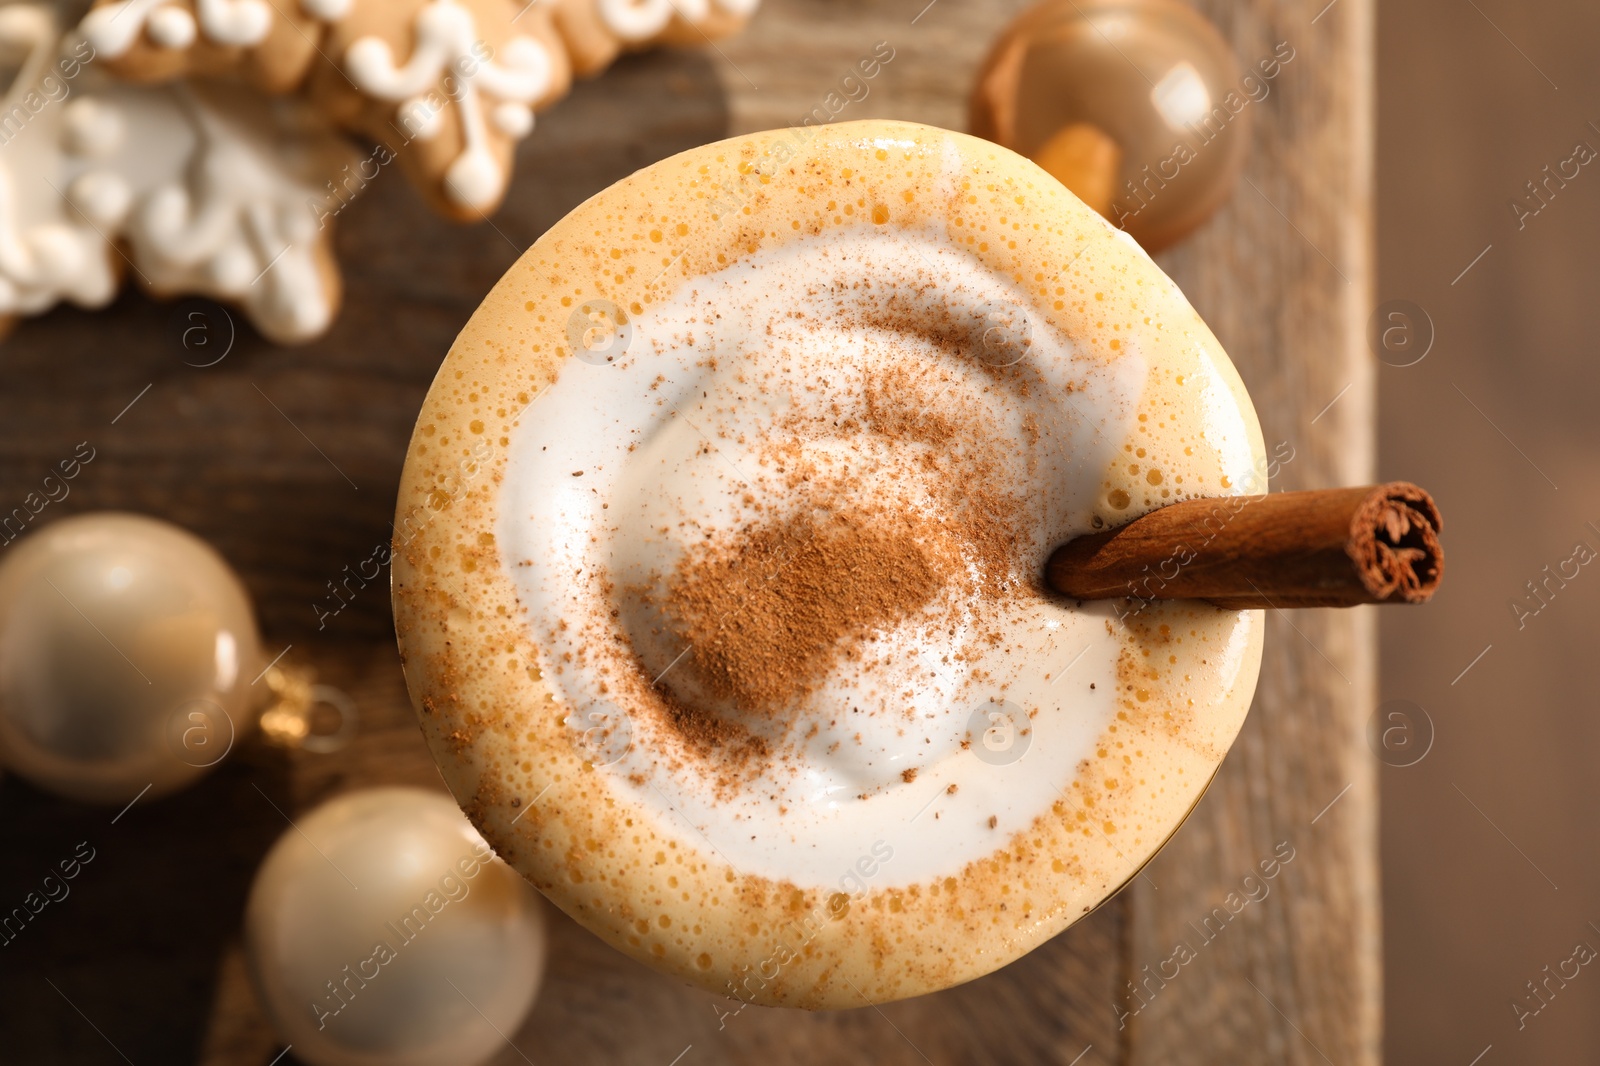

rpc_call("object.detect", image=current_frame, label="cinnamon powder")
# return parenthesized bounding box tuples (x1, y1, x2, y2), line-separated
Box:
(590, 305, 1046, 786)
(665, 507, 951, 715)
(605, 355, 1042, 780)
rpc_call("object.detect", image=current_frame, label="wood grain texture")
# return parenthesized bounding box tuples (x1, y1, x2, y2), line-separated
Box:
(1126, 0, 1381, 1063)
(0, 0, 1374, 1062)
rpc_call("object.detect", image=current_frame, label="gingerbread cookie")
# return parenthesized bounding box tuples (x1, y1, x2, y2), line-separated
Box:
(105, 81, 357, 342)
(74, 0, 763, 222)
(0, 5, 361, 343)
(9, 0, 764, 341)
(80, 0, 350, 93)
(306, 0, 571, 221)
(549, 0, 760, 78)
(0, 6, 118, 318)
(77, 0, 573, 221)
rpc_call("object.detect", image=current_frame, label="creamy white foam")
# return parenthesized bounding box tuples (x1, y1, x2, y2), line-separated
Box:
(498, 224, 1207, 888)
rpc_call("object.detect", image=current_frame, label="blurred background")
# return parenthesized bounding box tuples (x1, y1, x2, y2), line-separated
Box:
(1378, 0, 1600, 1061)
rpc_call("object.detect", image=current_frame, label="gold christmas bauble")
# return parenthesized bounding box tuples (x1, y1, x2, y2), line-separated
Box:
(244, 787, 549, 1066)
(0, 512, 261, 803)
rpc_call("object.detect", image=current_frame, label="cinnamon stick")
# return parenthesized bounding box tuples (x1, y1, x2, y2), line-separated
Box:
(1046, 482, 1444, 610)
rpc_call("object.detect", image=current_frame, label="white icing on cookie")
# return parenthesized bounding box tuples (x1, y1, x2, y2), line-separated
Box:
(82, 0, 175, 56)
(61, 96, 126, 159)
(0, 7, 116, 314)
(146, 4, 197, 48)
(299, 0, 353, 19)
(82, 0, 274, 56)
(0, 10, 362, 343)
(491, 98, 532, 138)
(65, 169, 132, 229)
(0, 167, 118, 314)
(195, 0, 272, 47)
(82, 0, 337, 57)
(596, 0, 756, 41)
(122, 86, 345, 340)
(598, 0, 689, 40)
(343, 0, 553, 210)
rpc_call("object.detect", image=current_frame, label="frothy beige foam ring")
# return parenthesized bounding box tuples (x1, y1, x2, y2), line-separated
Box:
(392, 119, 1267, 1008)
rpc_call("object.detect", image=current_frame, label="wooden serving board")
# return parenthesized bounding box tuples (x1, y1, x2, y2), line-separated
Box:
(0, 0, 1376, 1062)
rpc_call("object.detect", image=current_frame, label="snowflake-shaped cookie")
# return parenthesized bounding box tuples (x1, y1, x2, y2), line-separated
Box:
(0, 5, 362, 342)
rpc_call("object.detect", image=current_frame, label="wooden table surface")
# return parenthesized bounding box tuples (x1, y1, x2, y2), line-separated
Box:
(0, 1, 1377, 1062)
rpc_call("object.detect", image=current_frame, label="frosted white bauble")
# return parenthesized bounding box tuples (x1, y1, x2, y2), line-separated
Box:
(244, 787, 549, 1066)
